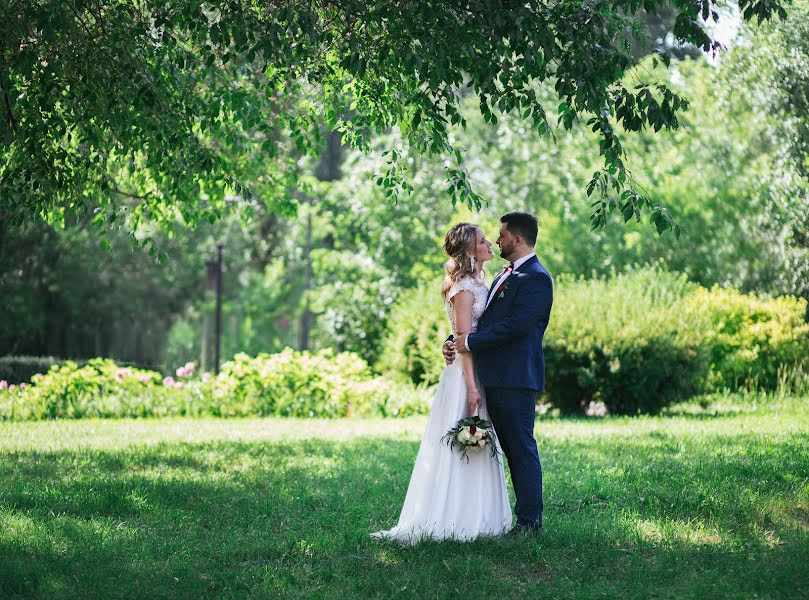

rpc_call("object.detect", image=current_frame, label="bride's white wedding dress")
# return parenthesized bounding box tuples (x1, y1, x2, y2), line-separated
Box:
(372, 275, 512, 544)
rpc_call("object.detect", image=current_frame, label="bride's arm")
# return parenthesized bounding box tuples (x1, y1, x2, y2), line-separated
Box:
(451, 290, 483, 416)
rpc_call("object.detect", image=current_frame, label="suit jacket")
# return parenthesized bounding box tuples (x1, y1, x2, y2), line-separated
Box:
(468, 255, 553, 392)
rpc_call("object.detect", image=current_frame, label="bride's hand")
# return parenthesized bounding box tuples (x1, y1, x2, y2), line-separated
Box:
(467, 386, 482, 417)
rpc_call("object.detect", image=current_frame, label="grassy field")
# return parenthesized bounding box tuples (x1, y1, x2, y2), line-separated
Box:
(1, 395, 808, 599)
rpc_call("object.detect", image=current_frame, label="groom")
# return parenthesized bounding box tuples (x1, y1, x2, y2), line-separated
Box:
(443, 211, 553, 534)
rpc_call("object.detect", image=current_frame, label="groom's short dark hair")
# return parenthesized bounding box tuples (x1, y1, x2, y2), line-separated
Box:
(501, 212, 538, 246)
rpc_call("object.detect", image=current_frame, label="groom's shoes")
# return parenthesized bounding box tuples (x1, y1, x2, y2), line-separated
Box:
(507, 523, 543, 537)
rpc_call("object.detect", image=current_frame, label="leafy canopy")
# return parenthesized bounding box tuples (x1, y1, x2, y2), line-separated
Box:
(0, 0, 790, 240)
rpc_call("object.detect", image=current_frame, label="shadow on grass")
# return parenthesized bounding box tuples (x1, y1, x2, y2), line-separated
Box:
(1, 433, 807, 599)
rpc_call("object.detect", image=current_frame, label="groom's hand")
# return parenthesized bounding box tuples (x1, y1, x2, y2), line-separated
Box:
(455, 333, 470, 353)
(442, 340, 456, 365)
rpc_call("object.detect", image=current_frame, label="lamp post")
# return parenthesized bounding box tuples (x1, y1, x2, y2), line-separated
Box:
(299, 212, 312, 350)
(214, 244, 223, 374)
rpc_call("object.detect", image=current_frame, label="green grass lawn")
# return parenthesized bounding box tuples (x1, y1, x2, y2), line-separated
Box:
(1, 396, 808, 599)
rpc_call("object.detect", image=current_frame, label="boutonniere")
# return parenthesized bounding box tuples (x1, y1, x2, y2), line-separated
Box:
(496, 278, 512, 299)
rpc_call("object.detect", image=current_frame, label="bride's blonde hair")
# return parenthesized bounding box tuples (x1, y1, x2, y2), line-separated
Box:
(441, 223, 482, 301)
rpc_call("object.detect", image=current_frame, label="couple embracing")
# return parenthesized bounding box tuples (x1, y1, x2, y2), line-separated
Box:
(373, 212, 553, 544)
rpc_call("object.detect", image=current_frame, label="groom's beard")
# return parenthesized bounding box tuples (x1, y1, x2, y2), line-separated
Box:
(499, 242, 515, 260)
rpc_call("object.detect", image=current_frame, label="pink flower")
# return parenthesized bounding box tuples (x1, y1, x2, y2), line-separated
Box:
(0, 380, 7, 390)
(163, 376, 175, 387)
(19, 383, 26, 388)
(174, 362, 197, 379)
(115, 368, 132, 381)
(201, 373, 211, 382)
(139, 374, 151, 384)
(9, 384, 15, 390)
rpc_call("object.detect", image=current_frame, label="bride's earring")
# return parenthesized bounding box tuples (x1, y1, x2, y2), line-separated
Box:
(470, 256, 476, 271)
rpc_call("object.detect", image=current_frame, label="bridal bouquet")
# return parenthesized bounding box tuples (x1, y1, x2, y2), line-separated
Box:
(442, 416, 500, 462)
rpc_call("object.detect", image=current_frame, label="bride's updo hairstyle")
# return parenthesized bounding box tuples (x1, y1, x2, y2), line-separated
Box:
(441, 222, 481, 301)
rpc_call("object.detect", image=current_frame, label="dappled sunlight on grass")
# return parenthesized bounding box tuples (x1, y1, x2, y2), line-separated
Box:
(1, 402, 807, 598)
(778, 502, 809, 533)
(371, 548, 401, 566)
(0, 417, 430, 452)
(628, 515, 725, 547)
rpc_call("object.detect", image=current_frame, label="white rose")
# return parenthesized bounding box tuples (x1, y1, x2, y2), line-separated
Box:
(473, 428, 485, 440)
(477, 439, 487, 448)
(457, 429, 470, 444)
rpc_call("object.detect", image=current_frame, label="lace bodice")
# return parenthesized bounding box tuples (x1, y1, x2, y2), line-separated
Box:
(445, 276, 489, 334)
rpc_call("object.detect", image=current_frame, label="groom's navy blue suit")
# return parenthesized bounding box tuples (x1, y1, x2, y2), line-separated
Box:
(469, 255, 553, 529)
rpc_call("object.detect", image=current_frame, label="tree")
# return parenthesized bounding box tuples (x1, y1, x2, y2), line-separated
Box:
(0, 214, 204, 363)
(721, 0, 809, 299)
(1, 0, 790, 242)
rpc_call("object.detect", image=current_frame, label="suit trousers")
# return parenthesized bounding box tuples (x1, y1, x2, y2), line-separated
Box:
(484, 387, 543, 528)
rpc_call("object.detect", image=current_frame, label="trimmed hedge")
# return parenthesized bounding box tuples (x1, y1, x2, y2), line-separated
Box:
(0, 355, 61, 384)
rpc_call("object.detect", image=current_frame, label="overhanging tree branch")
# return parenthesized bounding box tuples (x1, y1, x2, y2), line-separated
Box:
(0, 0, 792, 237)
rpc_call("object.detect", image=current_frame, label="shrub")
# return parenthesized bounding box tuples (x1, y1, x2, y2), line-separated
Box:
(687, 287, 809, 391)
(205, 349, 434, 418)
(310, 251, 399, 364)
(378, 280, 448, 385)
(349, 378, 433, 418)
(0, 355, 61, 384)
(0, 358, 175, 420)
(378, 267, 722, 415)
(0, 352, 430, 421)
(544, 268, 712, 414)
(208, 349, 375, 417)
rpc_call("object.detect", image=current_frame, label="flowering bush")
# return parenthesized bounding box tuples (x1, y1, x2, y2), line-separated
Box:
(347, 378, 432, 418)
(0, 352, 431, 421)
(0, 358, 187, 420)
(207, 349, 429, 417)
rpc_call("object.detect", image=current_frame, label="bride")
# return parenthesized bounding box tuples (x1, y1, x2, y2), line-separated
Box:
(372, 223, 512, 543)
